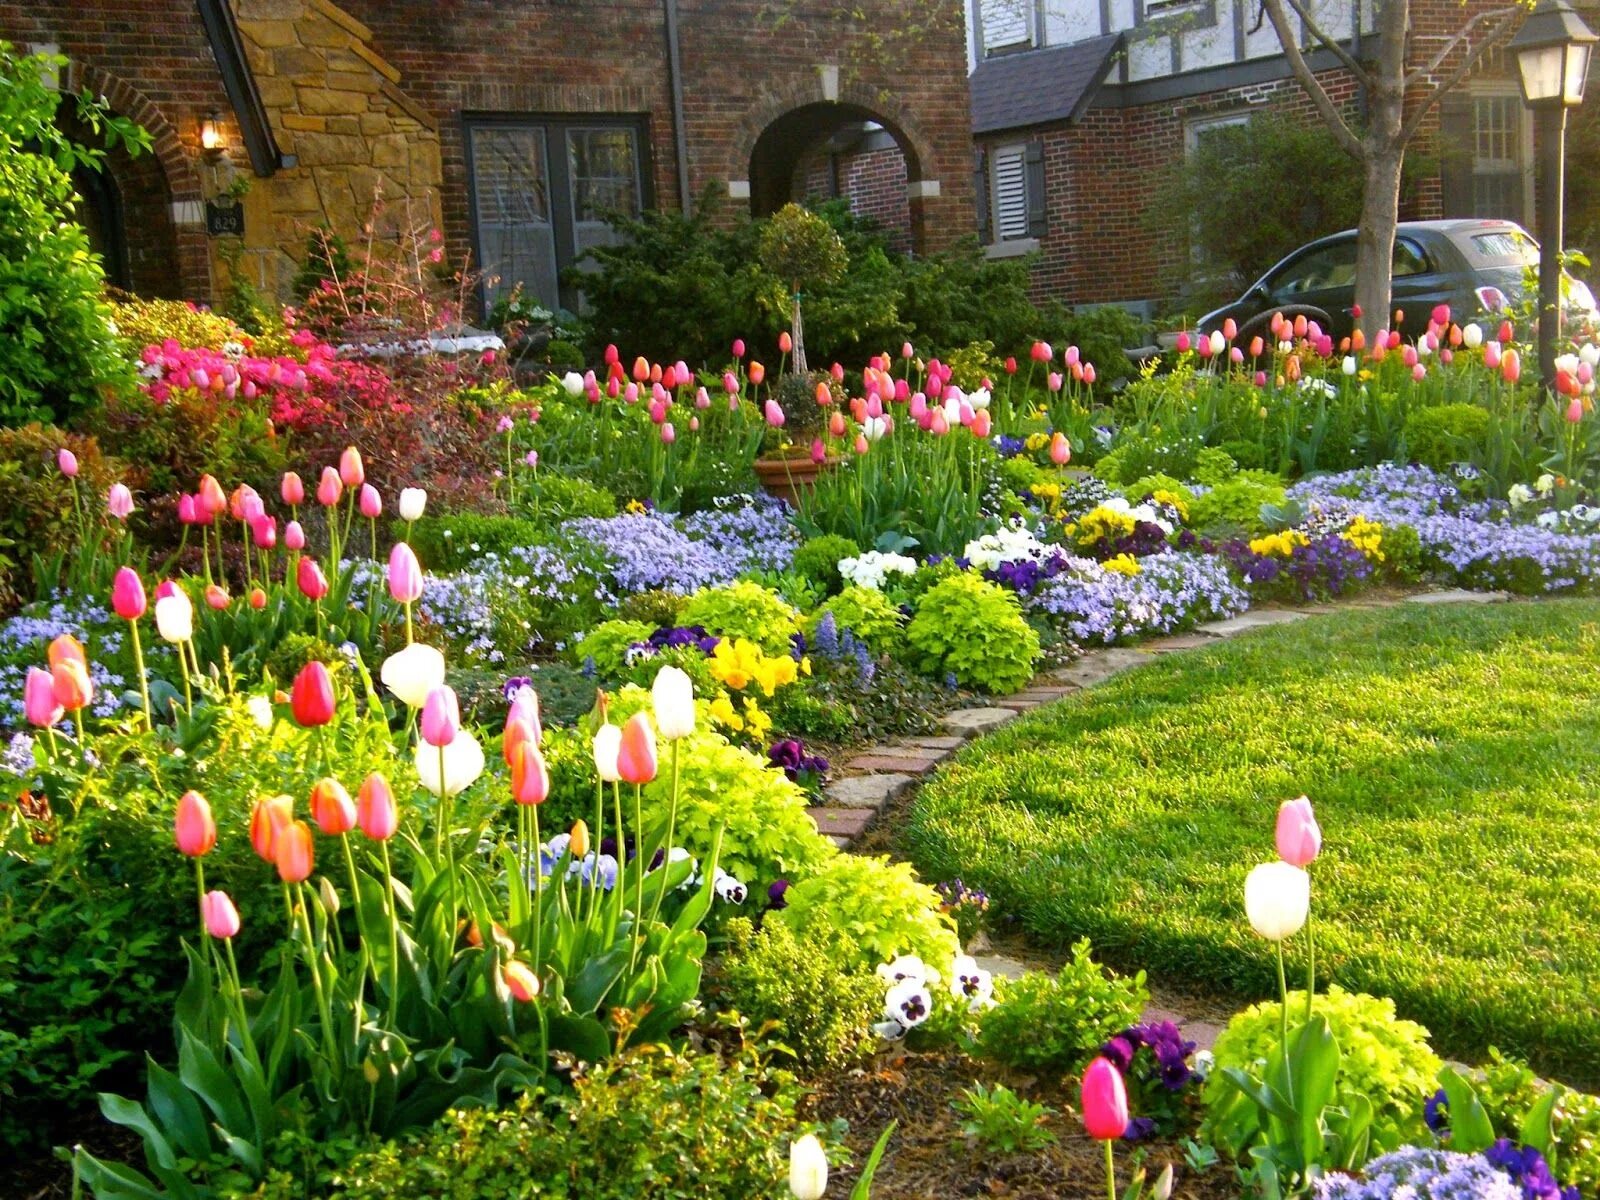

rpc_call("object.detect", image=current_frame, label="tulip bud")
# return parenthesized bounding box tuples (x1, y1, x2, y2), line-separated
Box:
(1275, 796, 1321, 867)
(319, 874, 342, 917)
(111, 567, 147, 621)
(593, 722, 622, 783)
(24, 666, 62, 728)
(249, 587, 267, 610)
(297, 556, 329, 601)
(284, 520, 306, 552)
(58, 448, 79, 477)
(201, 890, 240, 939)
(250, 793, 294, 862)
(651, 665, 695, 740)
(789, 1134, 829, 1200)
(155, 591, 194, 644)
(420, 685, 461, 747)
(398, 487, 427, 522)
(275, 819, 315, 883)
(388, 542, 425, 605)
(177, 494, 199, 525)
(339, 446, 365, 488)
(357, 773, 399, 840)
(310, 777, 356, 835)
(764, 399, 786, 428)
(504, 959, 541, 1001)
(569, 819, 590, 860)
(290, 660, 336, 727)
(107, 483, 134, 520)
(732, 338, 746, 358)
(1243, 860, 1311, 941)
(359, 484, 382, 518)
(281, 471, 305, 506)
(1049, 431, 1071, 466)
(317, 466, 343, 507)
(749, 362, 766, 385)
(1081, 1056, 1130, 1140)
(51, 658, 93, 712)
(175, 790, 216, 857)
(617, 712, 658, 783)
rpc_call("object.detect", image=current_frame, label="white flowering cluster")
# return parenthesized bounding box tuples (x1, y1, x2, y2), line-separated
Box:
(871, 952, 994, 1041)
(838, 551, 918, 591)
(1097, 494, 1176, 535)
(962, 525, 1049, 572)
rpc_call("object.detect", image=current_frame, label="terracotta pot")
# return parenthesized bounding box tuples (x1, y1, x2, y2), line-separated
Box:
(752, 453, 838, 507)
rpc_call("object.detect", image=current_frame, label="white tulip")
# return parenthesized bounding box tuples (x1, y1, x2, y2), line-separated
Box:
(863, 415, 888, 441)
(970, 386, 991, 410)
(1581, 342, 1600, 367)
(592, 723, 622, 783)
(380, 642, 446, 708)
(414, 730, 485, 797)
(1209, 329, 1226, 357)
(154, 592, 193, 643)
(561, 371, 585, 397)
(398, 487, 428, 523)
(651, 665, 696, 740)
(1341, 355, 1357, 376)
(1462, 322, 1484, 349)
(1244, 860, 1311, 941)
(788, 1134, 829, 1200)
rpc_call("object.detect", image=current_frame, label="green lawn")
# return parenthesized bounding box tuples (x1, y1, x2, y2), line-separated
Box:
(905, 600, 1600, 1086)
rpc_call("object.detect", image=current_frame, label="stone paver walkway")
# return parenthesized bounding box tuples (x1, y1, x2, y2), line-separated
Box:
(803, 587, 1515, 1047)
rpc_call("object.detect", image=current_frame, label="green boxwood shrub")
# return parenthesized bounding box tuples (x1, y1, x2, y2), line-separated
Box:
(615, 589, 689, 628)
(569, 619, 657, 678)
(1404, 402, 1493, 471)
(1187, 475, 1288, 535)
(806, 585, 905, 655)
(509, 471, 618, 525)
(1202, 987, 1441, 1155)
(1193, 446, 1240, 486)
(678, 580, 802, 655)
(905, 573, 1040, 693)
(771, 854, 959, 972)
(976, 940, 1149, 1074)
(718, 916, 880, 1069)
(0, 424, 121, 608)
(790, 533, 861, 596)
(408, 513, 541, 572)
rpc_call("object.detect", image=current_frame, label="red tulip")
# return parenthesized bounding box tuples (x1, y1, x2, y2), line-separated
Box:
(1081, 1057, 1130, 1140)
(111, 567, 147, 621)
(274, 819, 315, 883)
(310, 777, 356, 835)
(175, 789, 217, 857)
(357, 773, 399, 841)
(201, 890, 240, 939)
(1274, 796, 1321, 867)
(617, 712, 658, 784)
(290, 661, 336, 727)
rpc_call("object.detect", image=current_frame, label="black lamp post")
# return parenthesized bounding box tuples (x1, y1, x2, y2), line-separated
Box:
(1508, 0, 1597, 389)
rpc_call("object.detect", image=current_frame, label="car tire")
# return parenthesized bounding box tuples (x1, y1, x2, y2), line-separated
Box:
(1236, 304, 1333, 351)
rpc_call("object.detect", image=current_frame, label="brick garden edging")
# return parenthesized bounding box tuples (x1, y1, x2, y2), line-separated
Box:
(805, 586, 1512, 1047)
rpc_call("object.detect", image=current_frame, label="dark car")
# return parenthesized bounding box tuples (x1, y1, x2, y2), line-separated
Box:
(1195, 218, 1596, 346)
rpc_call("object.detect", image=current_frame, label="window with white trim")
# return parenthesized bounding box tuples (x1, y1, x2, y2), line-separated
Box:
(1441, 86, 1533, 226)
(980, 0, 1036, 55)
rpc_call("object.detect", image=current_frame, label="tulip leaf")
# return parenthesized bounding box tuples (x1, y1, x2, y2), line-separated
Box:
(99, 1092, 182, 1171)
(70, 1150, 171, 1200)
(1289, 1017, 1340, 1168)
(1438, 1065, 1497, 1153)
(1520, 1086, 1560, 1159)
(547, 1012, 611, 1062)
(143, 1057, 210, 1161)
(178, 1027, 250, 1135)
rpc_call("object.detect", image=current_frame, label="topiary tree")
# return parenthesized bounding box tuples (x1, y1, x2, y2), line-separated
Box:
(757, 203, 847, 377)
(0, 42, 149, 426)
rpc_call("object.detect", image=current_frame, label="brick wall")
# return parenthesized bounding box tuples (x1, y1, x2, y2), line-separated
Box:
(798, 142, 913, 252)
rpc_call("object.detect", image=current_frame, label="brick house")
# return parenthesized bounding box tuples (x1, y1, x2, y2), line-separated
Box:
(965, 0, 1596, 316)
(1, 0, 975, 313)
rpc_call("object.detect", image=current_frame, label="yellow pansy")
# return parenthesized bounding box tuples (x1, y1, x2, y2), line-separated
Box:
(1342, 515, 1385, 561)
(1247, 530, 1310, 558)
(1102, 554, 1142, 576)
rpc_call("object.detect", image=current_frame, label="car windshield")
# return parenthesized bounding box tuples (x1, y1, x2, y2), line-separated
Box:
(1469, 230, 1538, 266)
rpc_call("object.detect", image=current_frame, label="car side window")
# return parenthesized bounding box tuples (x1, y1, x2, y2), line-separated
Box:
(1393, 239, 1430, 277)
(1271, 241, 1358, 295)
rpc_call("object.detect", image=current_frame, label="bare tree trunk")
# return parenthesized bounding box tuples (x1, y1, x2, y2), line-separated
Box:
(1354, 136, 1405, 341)
(791, 292, 808, 377)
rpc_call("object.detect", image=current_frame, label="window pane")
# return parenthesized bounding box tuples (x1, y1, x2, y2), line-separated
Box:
(569, 128, 642, 264)
(981, 0, 1032, 51)
(470, 126, 559, 311)
(1393, 240, 1429, 277)
(991, 147, 1028, 241)
(1274, 243, 1357, 294)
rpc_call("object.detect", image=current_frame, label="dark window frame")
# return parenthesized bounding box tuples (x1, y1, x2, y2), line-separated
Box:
(462, 112, 654, 315)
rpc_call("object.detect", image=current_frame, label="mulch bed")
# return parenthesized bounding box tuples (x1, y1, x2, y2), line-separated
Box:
(801, 1050, 1239, 1200)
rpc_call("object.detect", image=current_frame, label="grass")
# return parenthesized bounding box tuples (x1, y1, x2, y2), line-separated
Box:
(904, 599, 1600, 1086)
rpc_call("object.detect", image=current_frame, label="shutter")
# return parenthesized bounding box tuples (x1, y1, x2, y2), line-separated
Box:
(980, 0, 1032, 52)
(974, 147, 992, 244)
(1025, 140, 1047, 238)
(992, 147, 1029, 240)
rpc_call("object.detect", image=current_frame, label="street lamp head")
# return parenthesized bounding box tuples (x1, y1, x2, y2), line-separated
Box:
(1510, 0, 1597, 108)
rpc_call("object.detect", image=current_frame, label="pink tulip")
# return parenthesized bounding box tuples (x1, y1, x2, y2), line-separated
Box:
(339, 445, 365, 488)
(972, 410, 992, 438)
(359, 484, 382, 518)
(201, 890, 240, 939)
(854, 433, 870, 455)
(661, 421, 676, 444)
(617, 712, 658, 783)
(388, 542, 424, 604)
(175, 790, 217, 857)
(1176, 331, 1192, 353)
(58, 448, 79, 477)
(764, 399, 786, 427)
(297, 556, 329, 601)
(929, 410, 949, 436)
(317, 466, 343, 507)
(510, 742, 550, 806)
(310, 777, 357, 835)
(1502, 349, 1521, 384)
(107, 484, 134, 520)
(285, 520, 306, 551)
(732, 338, 746, 359)
(1485, 341, 1502, 370)
(1275, 796, 1321, 867)
(1254, 371, 1267, 387)
(695, 387, 711, 409)
(177, 494, 199, 525)
(281, 471, 305, 506)
(1049, 432, 1071, 466)
(24, 666, 62, 727)
(506, 687, 542, 747)
(723, 371, 739, 395)
(1083, 364, 1097, 385)
(1567, 397, 1585, 424)
(357, 773, 399, 840)
(112, 567, 146, 621)
(1222, 318, 1238, 341)
(251, 515, 276, 549)
(1081, 1057, 1130, 1140)
(1047, 372, 1063, 392)
(810, 438, 826, 464)
(1412, 363, 1426, 382)
(420, 685, 460, 747)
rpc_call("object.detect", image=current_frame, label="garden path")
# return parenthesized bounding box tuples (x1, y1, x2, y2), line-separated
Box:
(814, 586, 1513, 1051)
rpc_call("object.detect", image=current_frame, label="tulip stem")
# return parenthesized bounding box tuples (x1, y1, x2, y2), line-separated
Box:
(628, 782, 645, 977)
(380, 839, 400, 1028)
(1305, 902, 1316, 1024)
(194, 858, 209, 951)
(436, 744, 457, 931)
(221, 935, 258, 1067)
(294, 881, 339, 1064)
(1276, 940, 1294, 1102)
(530, 803, 543, 979)
(643, 740, 682, 934)
(612, 780, 626, 940)
(127, 619, 152, 731)
(1103, 1138, 1116, 1200)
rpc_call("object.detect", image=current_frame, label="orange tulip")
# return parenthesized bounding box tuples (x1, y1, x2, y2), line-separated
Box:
(250, 794, 294, 862)
(749, 361, 766, 385)
(503, 715, 537, 769)
(504, 959, 541, 1001)
(51, 658, 93, 712)
(309, 777, 356, 835)
(47, 633, 86, 670)
(511, 741, 550, 806)
(274, 819, 315, 883)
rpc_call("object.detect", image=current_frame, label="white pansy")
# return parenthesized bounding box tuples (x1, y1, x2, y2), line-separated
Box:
(1508, 483, 1534, 508)
(883, 978, 933, 1027)
(712, 867, 747, 904)
(872, 1018, 908, 1042)
(838, 551, 917, 591)
(963, 525, 1048, 571)
(876, 954, 939, 987)
(1536, 473, 1557, 496)
(948, 954, 995, 1012)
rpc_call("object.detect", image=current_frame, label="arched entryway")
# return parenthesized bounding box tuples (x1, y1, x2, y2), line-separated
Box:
(749, 101, 921, 253)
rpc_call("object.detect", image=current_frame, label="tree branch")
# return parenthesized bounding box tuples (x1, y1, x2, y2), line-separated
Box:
(1261, 0, 1365, 158)
(1399, 8, 1524, 143)
(1281, 0, 1373, 86)
(1403, 5, 1522, 90)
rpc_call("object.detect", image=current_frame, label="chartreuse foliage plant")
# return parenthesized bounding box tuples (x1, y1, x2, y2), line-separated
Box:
(678, 580, 802, 656)
(570, 619, 657, 678)
(806, 585, 906, 655)
(905, 573, 1040, 693)
(905, 600, 1600, 1083)
(771, 854, 960, 973)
